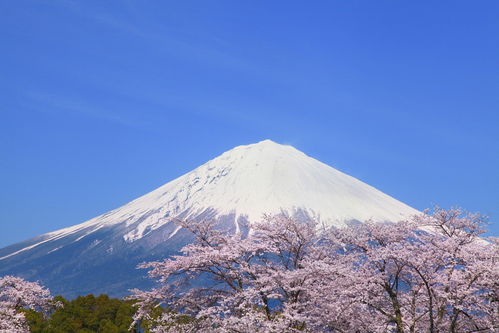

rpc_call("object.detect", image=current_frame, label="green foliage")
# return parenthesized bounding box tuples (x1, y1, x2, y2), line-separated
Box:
(24, 293, 197, 332)
(26, 294, 139, 333)
(23, 308, 49, 332)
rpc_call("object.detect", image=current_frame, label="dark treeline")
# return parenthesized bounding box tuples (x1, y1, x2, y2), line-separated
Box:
(24, 294, 140, 333)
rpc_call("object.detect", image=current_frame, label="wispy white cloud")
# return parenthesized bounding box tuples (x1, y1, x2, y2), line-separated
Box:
(25, 91, 151, 129)
(54, 0, 257, 75)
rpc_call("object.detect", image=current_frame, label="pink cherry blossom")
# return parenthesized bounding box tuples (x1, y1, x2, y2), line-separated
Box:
(131, 208, 498, 333)
(0, 276, 55, 333)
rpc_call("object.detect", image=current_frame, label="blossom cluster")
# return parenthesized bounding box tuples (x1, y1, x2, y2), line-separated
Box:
(131, 208, 498, 333)
(0, 275, 54, 333)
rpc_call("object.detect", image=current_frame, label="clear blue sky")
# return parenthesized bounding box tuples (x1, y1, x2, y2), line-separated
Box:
(1, 1, 498, 248)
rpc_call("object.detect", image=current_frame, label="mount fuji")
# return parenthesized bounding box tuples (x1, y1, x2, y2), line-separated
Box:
(0, 140, 419, 297)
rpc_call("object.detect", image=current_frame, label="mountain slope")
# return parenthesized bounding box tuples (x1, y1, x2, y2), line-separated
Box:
(0, 140, 419, 297)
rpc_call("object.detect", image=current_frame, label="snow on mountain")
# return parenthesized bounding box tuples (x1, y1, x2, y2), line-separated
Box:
(0, 140, 419, 297)
(117, 139, 418, 239)
(3, 140, 417, 259)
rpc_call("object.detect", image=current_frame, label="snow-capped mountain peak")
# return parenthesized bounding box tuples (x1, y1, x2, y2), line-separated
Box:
(40, 139, 416, 242)
(0, 140, 419, 296)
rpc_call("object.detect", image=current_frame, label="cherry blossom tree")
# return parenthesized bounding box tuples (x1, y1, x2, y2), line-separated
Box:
(131, 208, 498, 333)
(310, 208, 498, 333)
(0, 275, 55, 333)
(131, 215, 331, 332)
